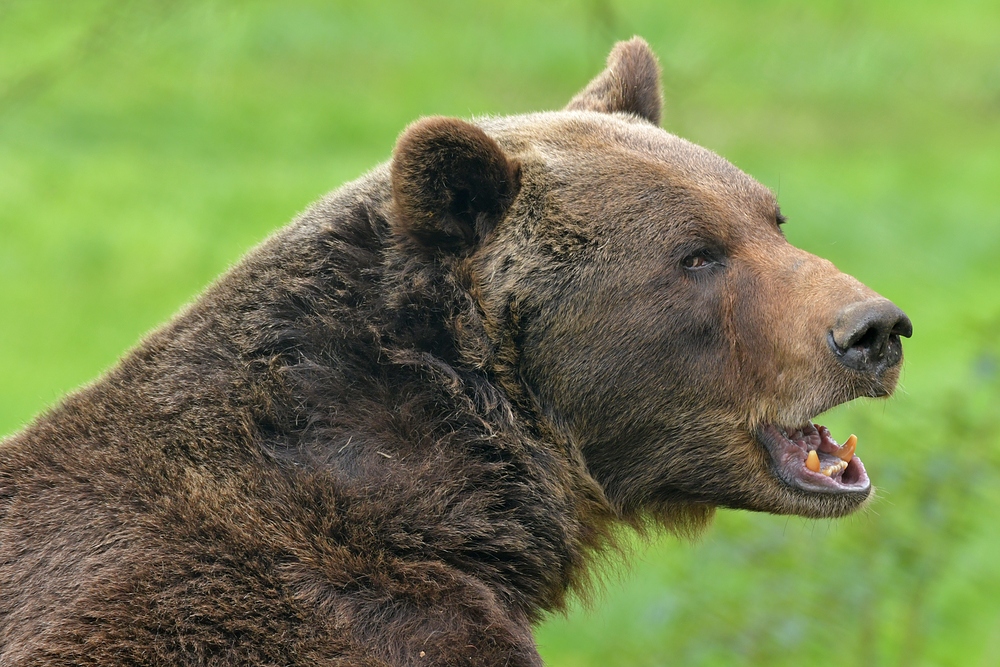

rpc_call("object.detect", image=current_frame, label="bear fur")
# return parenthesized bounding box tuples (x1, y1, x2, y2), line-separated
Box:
(0, 38, 909, 665)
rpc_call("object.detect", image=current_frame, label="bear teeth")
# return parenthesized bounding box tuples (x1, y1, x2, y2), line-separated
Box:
(804, 433, 856, 476)
(835, 434, 857, 462)
(821, 459, 849, 477)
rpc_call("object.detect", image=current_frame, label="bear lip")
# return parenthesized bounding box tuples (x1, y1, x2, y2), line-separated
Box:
(757, 423, 871, 495)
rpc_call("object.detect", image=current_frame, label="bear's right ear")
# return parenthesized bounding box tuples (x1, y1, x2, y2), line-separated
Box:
(391, 117, 521, 257)
(566, 36, 663, 126)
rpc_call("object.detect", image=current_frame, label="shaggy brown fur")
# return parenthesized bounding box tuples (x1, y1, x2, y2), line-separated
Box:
(0, 37, 909, 665)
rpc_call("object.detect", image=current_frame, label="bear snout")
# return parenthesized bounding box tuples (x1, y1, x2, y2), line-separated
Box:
(828, 299, 912, 375)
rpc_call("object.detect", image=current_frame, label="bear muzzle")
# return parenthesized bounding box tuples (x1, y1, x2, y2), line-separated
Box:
(758, 423, 871, 497)
(828, 298, 912, 378)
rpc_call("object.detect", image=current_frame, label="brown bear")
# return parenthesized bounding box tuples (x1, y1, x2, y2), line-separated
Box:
(0, 38, 910, 665)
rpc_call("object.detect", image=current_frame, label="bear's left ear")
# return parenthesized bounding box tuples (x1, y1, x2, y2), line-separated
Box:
(566, 36, 662, 126)
(391, 117, 521, 256)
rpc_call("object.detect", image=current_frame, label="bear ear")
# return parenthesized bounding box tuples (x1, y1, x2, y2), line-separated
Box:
(391, 117, 521, 256)
(566, 36, 663, 126)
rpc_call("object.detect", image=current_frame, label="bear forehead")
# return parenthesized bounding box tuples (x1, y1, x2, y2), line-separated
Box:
(481, 110, 779, 234)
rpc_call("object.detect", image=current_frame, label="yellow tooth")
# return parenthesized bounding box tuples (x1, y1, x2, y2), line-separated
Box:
(836, 434, 857, 462)
(821, 460, 849, 477)
(806, 450, 820, 472)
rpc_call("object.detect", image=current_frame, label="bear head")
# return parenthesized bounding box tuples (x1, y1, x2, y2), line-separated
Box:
(389, 37, 911, 526)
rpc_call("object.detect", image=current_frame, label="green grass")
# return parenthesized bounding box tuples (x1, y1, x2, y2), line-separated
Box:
(1, 1, 999, 664)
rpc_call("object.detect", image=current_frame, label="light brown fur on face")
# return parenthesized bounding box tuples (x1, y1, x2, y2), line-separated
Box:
(0, 37, 909, 664)
(471, 59, 909, 521)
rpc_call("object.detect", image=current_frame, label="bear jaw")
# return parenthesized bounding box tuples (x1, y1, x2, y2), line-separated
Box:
(757, 422, 870, 497)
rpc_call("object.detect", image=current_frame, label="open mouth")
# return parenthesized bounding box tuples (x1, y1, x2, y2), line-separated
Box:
(758, 423, 870, 495)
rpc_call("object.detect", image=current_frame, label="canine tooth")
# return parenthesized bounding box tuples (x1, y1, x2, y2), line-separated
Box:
(806, 450, 820, 472)
(836, 434, 857, 462)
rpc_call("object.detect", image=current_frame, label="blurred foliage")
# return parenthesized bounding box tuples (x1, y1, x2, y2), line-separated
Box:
(1, 1, 998, 665)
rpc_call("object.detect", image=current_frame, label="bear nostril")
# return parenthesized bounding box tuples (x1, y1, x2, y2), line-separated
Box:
(830, 300, 911, 372)
(892, 313, 913, 339)
(850, 326, 884, 355)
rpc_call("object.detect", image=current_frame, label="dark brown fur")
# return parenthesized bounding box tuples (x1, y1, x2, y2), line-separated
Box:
(0, 38, 907, 665)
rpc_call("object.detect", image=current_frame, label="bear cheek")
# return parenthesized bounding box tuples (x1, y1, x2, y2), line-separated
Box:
(538, 277, 736, 440)
(520, 275, 752, 510)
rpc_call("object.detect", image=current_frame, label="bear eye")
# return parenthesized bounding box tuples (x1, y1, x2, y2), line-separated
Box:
(682, 249, 720, 271)
(683, 254, 708, 269)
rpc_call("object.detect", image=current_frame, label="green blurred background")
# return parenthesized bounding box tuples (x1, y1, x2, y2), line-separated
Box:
(1, 0, 998, 664)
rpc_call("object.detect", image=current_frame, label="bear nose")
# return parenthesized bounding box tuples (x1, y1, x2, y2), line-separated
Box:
(829, 299, 912, 372)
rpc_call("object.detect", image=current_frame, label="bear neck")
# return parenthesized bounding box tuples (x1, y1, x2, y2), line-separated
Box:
(21, 170, 617, 622)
